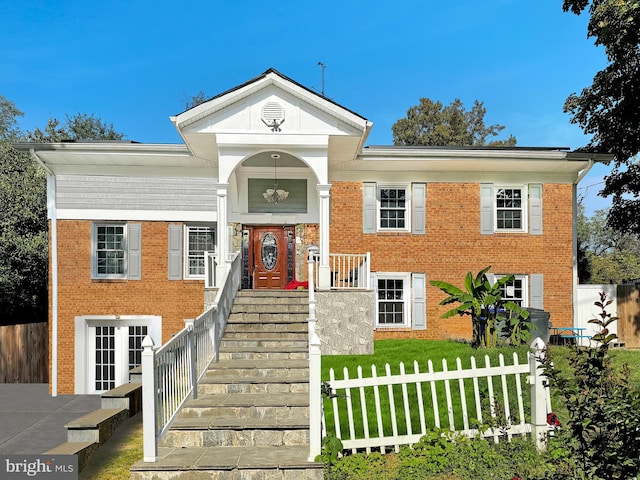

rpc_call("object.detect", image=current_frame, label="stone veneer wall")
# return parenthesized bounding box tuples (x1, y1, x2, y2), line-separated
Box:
(316, 291, 374, 355)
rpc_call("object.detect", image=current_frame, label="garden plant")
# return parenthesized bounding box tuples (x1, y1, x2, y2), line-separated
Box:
(430, 266, 531, 348)
(541, 291, 640, 479)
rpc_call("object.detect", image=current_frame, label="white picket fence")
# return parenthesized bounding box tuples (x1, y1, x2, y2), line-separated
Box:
(323, 340, 551, 454)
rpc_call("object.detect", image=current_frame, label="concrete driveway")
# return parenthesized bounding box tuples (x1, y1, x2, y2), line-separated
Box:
(0, 384, 100, 454)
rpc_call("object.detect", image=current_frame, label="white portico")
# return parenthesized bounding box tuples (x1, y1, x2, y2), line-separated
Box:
(170, 69, 372, 289)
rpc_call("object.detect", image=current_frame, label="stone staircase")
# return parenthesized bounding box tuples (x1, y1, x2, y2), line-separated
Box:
(130, 290, 323, 480)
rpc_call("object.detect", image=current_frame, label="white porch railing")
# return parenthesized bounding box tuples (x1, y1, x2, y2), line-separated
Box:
(314, 252, 370, 289)
(141, 252, 242, 462)
(322, 338, 551, 454)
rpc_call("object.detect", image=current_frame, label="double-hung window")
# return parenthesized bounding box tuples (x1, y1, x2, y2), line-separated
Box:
(92, 223, 141, 280)
(379, 186, 410, 231)
(184, 226, 215, 279)
(496, 274, 528, 307)
(495, 187, 526, 231)
(94, 223, 126, 278)
(375, 273, 411, 326)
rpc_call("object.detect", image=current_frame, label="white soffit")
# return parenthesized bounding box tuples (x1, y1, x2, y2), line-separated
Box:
(332, 148, 593, 174)
(27, 143, 216, 176)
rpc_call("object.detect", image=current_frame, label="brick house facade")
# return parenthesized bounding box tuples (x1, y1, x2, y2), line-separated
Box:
(20, 69, 604, 394)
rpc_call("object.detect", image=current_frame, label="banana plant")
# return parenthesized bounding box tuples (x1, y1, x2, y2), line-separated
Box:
(430, 266, 530, 348)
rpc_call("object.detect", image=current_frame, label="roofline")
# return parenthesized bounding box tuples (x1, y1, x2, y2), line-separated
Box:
(13, 142, 190, 154)
(175, 68, 369, 122)
(361, 146, 614, 161)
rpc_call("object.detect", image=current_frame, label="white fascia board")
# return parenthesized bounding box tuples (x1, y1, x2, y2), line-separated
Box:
(360, 147, 573, 161)
(57, 209, 217, 222)
(46, 165, 217, 177)
(20, 142, 190, 155)
(330, 170, 582, 184)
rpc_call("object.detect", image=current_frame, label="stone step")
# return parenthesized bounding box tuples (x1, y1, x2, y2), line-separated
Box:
(233, 295, 308, 306)
(224, 330, 307, 340)
(231, 303, 309, 314)
(227, 312, 309, 323)
(65, 408, 129, 444)
(205, 358, 309, 377)
(45, 441, 99, 473)
(179, 392, 309, 419)
(100, 382, 142, 416)
(161, 417, 310, 448)
(129, 445, 323, 480)
(198, 374, 309, 395)
(217, 347, 308, 361)
(225, 321, 308, 333)
(220, 338, 308, 349)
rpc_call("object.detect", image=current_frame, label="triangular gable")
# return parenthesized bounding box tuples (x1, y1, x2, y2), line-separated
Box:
(171, 69, 371, 140)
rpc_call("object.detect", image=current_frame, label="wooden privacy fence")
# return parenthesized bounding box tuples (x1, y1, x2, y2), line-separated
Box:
(0, 322, 48, 383)
(323, 340, 551, 454)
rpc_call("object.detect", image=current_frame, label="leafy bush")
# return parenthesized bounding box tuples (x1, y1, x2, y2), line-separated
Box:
(541, 291, 640, 479)
(321, 428, 556, 479)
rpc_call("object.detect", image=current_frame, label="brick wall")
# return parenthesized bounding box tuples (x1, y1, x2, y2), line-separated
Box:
(329, 182, 574, 341)
(52, 220, 205, 394)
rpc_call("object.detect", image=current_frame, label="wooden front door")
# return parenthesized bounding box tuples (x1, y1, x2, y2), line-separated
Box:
(250, 226, 294, 289)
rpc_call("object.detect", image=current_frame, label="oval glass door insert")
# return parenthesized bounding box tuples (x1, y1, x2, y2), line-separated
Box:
(261, 233, 278, 271)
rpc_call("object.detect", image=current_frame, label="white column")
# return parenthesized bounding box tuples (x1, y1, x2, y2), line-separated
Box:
(317, 184, 332, 289)
(215, 184, 229, 283)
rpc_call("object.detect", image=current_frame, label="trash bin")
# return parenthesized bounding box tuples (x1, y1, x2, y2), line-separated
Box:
(525, 308, 551, 344)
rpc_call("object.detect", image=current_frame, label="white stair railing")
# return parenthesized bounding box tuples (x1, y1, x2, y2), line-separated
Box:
(142, 252, 241, 462)
(307, 245, 322, 461)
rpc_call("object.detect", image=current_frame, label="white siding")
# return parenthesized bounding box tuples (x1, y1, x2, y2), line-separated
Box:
(56, 175, 218, 212)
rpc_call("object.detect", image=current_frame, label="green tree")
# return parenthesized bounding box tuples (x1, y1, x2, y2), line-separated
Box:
(28, 113, 125, 142)
(392, 98, 517, 147)
(0, 98, 47, 323)
(562, 0, 640, 234)
(0, 102, 126, 324)
(183, 91, 209, 111)
(578, 205, 640, 283)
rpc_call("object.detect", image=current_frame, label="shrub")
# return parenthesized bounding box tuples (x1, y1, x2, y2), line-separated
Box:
(321, 429, 556, 480)
(540, 291, 640, 479)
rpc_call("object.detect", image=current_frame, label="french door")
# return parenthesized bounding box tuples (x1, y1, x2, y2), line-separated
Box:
(88, 324, 148, 393)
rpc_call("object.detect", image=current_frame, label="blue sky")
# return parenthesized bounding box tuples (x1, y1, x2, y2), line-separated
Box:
(1, 0, 610, 214)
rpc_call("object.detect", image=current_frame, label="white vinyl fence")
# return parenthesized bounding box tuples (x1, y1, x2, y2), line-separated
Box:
(323, 339, 551, 454)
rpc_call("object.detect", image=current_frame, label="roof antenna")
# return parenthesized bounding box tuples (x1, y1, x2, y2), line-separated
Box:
(317, 62, 326, 96)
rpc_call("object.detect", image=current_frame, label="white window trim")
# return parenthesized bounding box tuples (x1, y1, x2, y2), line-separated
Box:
(377, 185, 411, 232)
(495, 274, 529, 307)
(374, 272, 412, 327)
(183, 224, 216, 280)
(74, 315, 161, 394)
(92, 222, 128, 279)
(494, 185, 528, 233)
